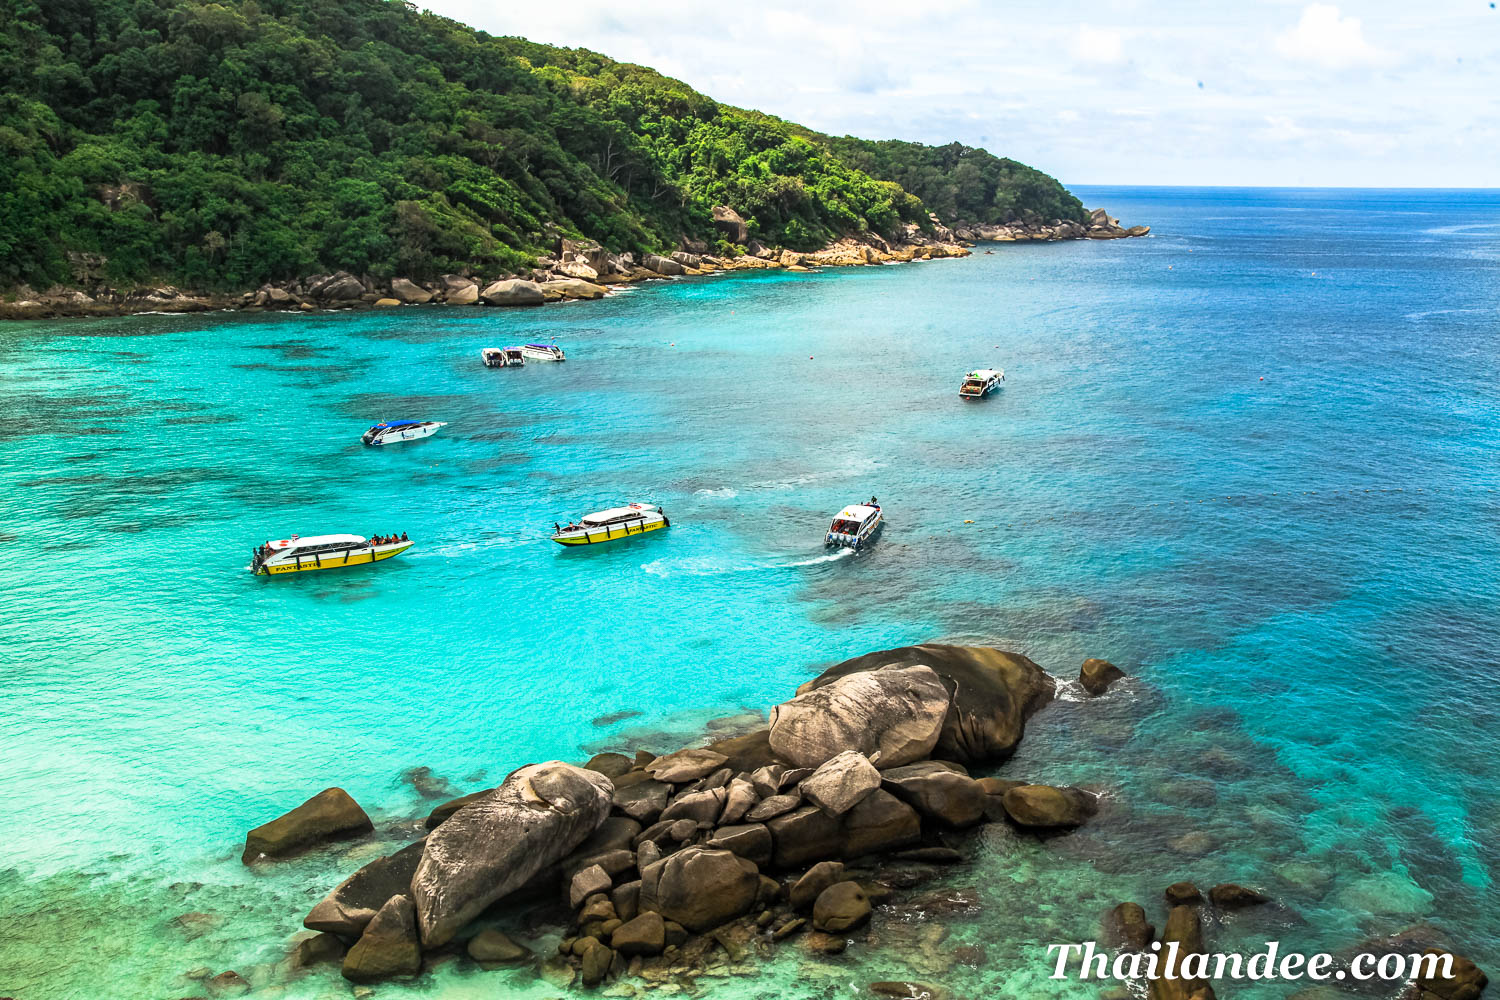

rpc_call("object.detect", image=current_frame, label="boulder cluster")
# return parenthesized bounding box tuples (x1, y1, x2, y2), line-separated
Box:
(1, 204, 1145, 319)
(245, 644, 1119, 987)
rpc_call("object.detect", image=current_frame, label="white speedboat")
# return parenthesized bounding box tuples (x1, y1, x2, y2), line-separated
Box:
(959, 369, 1004, 399)
(552, 503, 669, 546)
(361, 420, 447, 446)
(520, 342, 566, 362)
(825, 499, 883, 550)
(250, 533, 413, 576)
(482, 347, 526, 367)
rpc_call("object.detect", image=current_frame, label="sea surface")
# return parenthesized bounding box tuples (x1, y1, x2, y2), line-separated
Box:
(2, 186, 1498, 999)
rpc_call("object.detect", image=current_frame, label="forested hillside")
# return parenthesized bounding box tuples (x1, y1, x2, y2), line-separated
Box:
(0, 0, 1087, 291)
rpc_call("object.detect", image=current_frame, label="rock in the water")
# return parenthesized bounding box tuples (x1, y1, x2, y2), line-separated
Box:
(637, 846, 760, 933)
(584, 752, 634, 778)
(1209, 883, 1269, 908)
(570, 864, 613, 908)
(425, 789, 491, 829)
(479, 278, 544, 306)
(789, 861, 846, 910)
(1150, 905, 1213, 1000)
(1164, 881, 1202, 906)
(580, 939, 614, 986)
(206, 970, 251, 995)
(1410, 950, 1487, 1000)
(292, 931, 346, 969)
(644, 748, 729, 783)
(704, 823, 773, 865)
(1104, 902, 1155, 951)
(540, 278, 607, 300)
(466, 928, 529, 965)
(1080, 658, 1126, 696)
(812, 881, 871, 933)
(769, 665, 950, 768)
(411, 762, 612, 947)
(801, 750, 882, 816)
(797, 645, 1056, 763)
(389, 278, 432, 304)
(805, 930, 847, 954)
(880, 761, 986, 828)
(342, 894, 422, 983)
(611, 911, 666, 957)
(305, 840, 425, 935)
(242, 787, 373, 863)
(1000, 784, 1097, 828)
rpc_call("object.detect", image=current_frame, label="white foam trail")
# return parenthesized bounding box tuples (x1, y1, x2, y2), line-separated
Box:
(410, 535, 526, 558)
(693, 487, 739, 498)
(641, 547, 854, 577)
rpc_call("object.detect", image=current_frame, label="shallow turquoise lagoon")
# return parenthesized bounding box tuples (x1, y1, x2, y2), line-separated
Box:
(2, 187, 1499, 998)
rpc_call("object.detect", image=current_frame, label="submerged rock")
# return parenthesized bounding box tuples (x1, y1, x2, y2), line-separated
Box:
(1104, 902, 1155, 951)
(1150, 905, 1214, 1000)
(769, 665, 950, 768)
(466, 928, 529, 965)
(793, 644, 1055, 763)
(1164, 881, 1203, 906)
(812, 881, 870, 933)
(342, 894, 421, 983)
(411, 761, 612, 947)
(1209, 883, 1270, 908)
(880, 761, 986, 828)
(1409, 950, 1488, 1000)
(242, 787, 372, 864)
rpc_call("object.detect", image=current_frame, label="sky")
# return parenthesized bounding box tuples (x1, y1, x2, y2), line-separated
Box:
(421, 0, 1499, 188)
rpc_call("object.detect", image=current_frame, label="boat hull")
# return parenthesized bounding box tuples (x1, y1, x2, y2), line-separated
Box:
(553, 518, 666, 546)
(826, 513, 883, 550)
(365, 423, 443, 445)
(254, 541, 413, 575)
(521, 346, 565, 362)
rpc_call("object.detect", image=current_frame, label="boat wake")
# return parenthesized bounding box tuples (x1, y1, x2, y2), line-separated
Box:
(409, 535, 527, 558)
(641, 548, 853, 578)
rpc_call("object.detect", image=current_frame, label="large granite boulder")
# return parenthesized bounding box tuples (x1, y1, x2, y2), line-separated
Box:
(341, 894, 421, 983)
(479, 279, 545, 306)
(611, 911, 666, 956)
(540, 278, 607, 300)
(769, 665, 949, 768)
(1150, 905, 1214, 1000)
(389, 278, 432, 304)
(800, 751, 881, 816)
(1410, 951, 1488, 1000)
(411, 762, 612, 947)
(795, 645, 1055, 763)
(304, 840, 425, 935)
(789, 861, 846, 910)
(612, 773, 671, 824)
(812, 881, 870, 933)
(704, 823, 772, 865)
(712, 206, 749, 244)
(309, 271, 366, 302)
(637, 847, 760, 933)
(644, 748, 728, 783)
(879, 761, 987, 827)
(1104, 901, 1155, 951)
(242, 788, 372, 863)
(641, 254, 685, 276)
(1001, 785, 1097, 828)
(658, 787, 726, 827)
(842, 789, 921, 856)
(466, 928, 529, 965)
(426, 790, 490, 829)
(445, 282, 479, 305)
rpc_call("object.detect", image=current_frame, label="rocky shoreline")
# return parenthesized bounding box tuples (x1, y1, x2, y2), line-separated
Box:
(0, 207, 1147, 321)
(222, 643, 1487, 1000)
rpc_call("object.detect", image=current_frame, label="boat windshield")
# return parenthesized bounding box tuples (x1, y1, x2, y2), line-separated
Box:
(831, 519, 859, 534)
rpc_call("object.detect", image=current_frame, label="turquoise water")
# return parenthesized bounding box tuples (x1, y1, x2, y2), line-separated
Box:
(2, 186, 1499, 998)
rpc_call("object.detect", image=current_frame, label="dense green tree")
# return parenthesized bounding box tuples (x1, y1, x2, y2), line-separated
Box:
(0, 0, 1087, 290)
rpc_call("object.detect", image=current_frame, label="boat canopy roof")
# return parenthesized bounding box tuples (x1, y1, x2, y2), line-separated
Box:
(835, 504, 879, 522)
(581, 503, 656, 525)
(269, 533, 365, 550)
(966, 369, 1001, 380)
(526, 343, 560, 350)
(372, 420, 422, 429)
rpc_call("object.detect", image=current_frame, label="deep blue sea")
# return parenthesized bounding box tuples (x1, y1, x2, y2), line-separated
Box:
(2, 186, 1498, 999)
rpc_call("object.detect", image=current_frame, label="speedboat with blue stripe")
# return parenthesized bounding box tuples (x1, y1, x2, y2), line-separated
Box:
(361, 419, 447, 446)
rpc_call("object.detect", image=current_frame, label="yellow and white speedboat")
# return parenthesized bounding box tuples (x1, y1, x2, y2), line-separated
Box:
(250, 533, 413, 575)
(552, 504, 669, 546)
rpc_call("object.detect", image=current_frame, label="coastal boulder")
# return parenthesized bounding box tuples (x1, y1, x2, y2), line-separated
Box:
(540, 278, 607, 300)
(795, 645, 1055, 763)
(812, 881, 871, 933)
(1150, 905, 1214, 1000)
(411, 762, 612, 947)
(712, 206, 749, 244)
(242, 788, 372, 864)
(1209, 883, 1270, 908)
(310, 271, 366, 302)
(644, 748, 728, 783)
(479, 279, 545, 306)
(800, 750, 882, 816)
(1001, 785, 1097, 829)
(444, 283, 479, 305)
(611, 911, 666, 957)
(389, 278, 432, 304)
(1080, 658, 1125, 696)
(304, 839, 425, 935)
(466, 928, 529, 965)
(704, 823, 773, 866)
(641, 254, 685, 276)
(637, 847, 760, 933)
(768, 664, 950, 768)
(1104, 902, 1155, 951)
(842, 789, 922, 857)
(879, 761, 987, 828)
(341, 894, 421, 983)
(657, 787, 726, 828)
(1410, 951, 1488, 1000)
(789, 861, 846, 910)
(612, 774, 671, 824)
(426, 789, 490, 829)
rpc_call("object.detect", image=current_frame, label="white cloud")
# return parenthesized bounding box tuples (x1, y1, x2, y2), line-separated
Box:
(1072, 25, 1125, 65)
(1275, 4, 1388, 69)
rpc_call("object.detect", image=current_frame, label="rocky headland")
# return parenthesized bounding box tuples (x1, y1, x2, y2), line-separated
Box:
(0, 207, 1147, 321)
